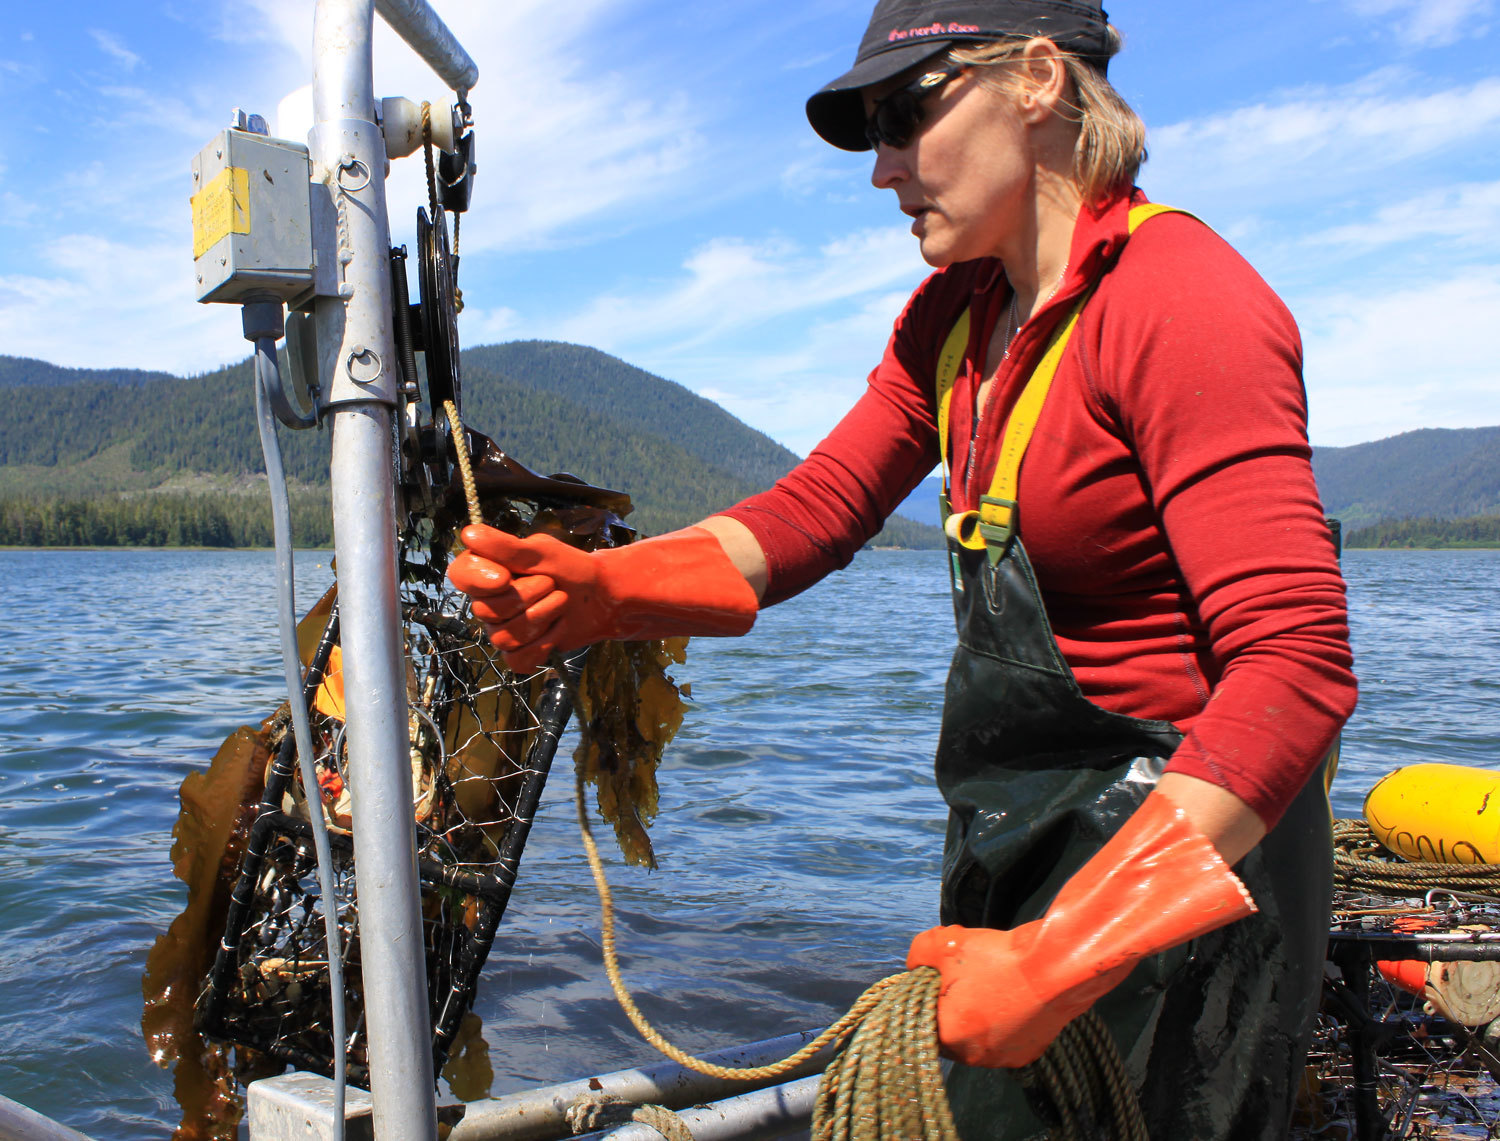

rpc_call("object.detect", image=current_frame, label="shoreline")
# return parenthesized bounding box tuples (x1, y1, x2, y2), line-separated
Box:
(1344, 544, 1500, 551)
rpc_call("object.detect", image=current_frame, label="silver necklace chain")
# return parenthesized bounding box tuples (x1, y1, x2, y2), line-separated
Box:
(1000, 259, 1069, 364)
(972, 259, 1072, 458)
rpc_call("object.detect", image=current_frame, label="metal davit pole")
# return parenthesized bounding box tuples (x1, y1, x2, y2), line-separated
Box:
(307, 1, 472, 1136)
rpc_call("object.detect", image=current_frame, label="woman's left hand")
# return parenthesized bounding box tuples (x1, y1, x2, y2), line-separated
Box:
(907, 921, 1108, 1068)
(907, 790, 1256, 1068)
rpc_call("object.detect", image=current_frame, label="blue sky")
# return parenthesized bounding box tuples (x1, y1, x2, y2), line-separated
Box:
(1, 0, 1497, 455)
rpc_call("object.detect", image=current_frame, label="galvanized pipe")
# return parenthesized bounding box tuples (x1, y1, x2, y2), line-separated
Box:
(588, 1078, 819, 1141)
(375, 0, 478, 93)
(326, 412, 436, 1141)
(311, 0, 439, 1137)
(449, 1032, 833, 1141)
(0, 1093, 97, 1141)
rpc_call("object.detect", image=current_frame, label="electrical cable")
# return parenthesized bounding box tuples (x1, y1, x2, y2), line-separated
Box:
(250, 326, 348, 1140)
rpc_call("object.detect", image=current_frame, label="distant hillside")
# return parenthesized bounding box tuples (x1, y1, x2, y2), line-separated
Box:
(894, 475, 945, 527)
(1313, 427, 1500, 531)
(465, 342, 802, 492)
(0, 343, 944, 549)
(0, 359, 331, 483)
(1345, 513, 1500, 549)
(0, 355, 179, 389)
(11, 343, 1492, 546)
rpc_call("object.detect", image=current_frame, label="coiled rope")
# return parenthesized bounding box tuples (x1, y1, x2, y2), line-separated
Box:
(1333, 818, 1500, 898)
(442, 375, 1147, 1141)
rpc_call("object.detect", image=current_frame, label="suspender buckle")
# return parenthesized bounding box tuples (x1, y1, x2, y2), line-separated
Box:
(944, 509, 987, 550)
(977, 495, 1017, 562)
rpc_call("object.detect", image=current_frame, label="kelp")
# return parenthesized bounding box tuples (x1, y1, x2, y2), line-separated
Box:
(437, 428, 692, 870)
(143, 434, 691, 1136)
(142, 591, 337, 1139)
(140, 721, 273, 1140)
(573, 637, 690, 869)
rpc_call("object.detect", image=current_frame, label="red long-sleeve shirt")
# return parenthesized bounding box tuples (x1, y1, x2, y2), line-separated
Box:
(721, 189, 1356, 827)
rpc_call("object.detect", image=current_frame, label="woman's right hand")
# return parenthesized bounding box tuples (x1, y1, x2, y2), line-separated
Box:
(446, 524, 759, 673)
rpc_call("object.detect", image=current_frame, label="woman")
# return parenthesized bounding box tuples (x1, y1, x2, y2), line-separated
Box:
(447, 1, 1357, 1135)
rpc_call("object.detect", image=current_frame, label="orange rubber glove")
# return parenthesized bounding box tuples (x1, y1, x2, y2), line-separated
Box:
(906, 791, 1256, 1069)
(446, 524, 758, 673)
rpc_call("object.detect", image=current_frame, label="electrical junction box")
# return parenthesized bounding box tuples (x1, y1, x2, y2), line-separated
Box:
(192, 128, 320, 306)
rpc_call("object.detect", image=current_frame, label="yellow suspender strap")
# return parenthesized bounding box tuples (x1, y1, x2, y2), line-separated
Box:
(937, 203, 1192, 558)
(935, 307, 971, 501)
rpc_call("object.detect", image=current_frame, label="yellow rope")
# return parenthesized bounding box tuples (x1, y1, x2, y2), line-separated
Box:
(1334, 818, 1500, 898)
(443, 400, 481, 527)
(421, 101, 438, 221)
(573, 762, 910, 1082)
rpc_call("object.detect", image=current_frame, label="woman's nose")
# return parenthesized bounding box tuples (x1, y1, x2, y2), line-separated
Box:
(870, 143, 907, 190)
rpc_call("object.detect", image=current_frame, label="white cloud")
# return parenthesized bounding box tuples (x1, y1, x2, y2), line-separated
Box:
(95, 85, 222, 141)
(552, 227, 922, 353)
(0, 235, 243, 375)
(89, 29, 142, 72)
(1306, 179, 1500, 250)
(248, 0, 714, 255)
(1345, 0, 1495, 46)
(683, 289, 920, 455)
(1146, 73, 1500, 204)
(457, 304, 522, 346)
(539, 230, 927, 454)
(780, 148, 866, 202)
(0, 191, 39, 227)
(1, 0, 719, 377)
(1300, 267, 1500, 444)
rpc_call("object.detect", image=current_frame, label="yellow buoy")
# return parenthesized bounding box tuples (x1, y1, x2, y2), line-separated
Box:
(1364, 763, 1500, 865)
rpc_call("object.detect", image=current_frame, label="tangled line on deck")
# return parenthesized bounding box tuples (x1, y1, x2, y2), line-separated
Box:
(1333, 818, 1500, 899)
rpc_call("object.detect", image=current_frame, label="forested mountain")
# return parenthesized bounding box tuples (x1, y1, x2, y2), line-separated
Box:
(1312, 427, 1500, 531)
(1345, 514, 1500, 549)
(464, 343, 802, 492)
(11, 342, 1489, 547)
(0, 356, 178, 389)
(0, 346, 942, 548)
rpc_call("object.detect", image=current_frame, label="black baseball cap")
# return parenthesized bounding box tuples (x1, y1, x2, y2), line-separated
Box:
(807, 0, 1112, 151)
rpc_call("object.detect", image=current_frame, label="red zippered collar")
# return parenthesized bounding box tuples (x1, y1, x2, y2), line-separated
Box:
(972, 184, 1143, 316)
(950, 185, 1143, 509)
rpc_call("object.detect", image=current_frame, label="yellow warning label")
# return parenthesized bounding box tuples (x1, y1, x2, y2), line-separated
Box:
(191, 167, 250, 259)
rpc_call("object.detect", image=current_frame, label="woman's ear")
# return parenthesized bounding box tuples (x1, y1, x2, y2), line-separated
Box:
(1016, 37, 1069, 123)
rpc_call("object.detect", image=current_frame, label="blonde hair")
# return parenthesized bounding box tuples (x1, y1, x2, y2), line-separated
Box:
(948, 30, 1146, 202)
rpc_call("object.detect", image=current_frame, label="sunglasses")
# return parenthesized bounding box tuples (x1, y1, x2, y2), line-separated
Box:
(864, 63, 968, 151)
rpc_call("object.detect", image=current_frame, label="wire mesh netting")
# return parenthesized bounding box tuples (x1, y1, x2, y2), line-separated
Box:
(193, 522, 585, 1086)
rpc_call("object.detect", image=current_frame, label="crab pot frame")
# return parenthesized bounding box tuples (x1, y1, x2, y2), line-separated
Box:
(196, 602, 584, 1085)
(1308, 894, 1500, 1141)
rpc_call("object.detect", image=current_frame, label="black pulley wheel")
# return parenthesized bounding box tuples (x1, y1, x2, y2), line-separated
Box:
(417, 205, 462, 419)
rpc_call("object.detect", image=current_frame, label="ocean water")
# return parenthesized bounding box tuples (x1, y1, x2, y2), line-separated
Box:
(0, 547, 1496, 1138)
